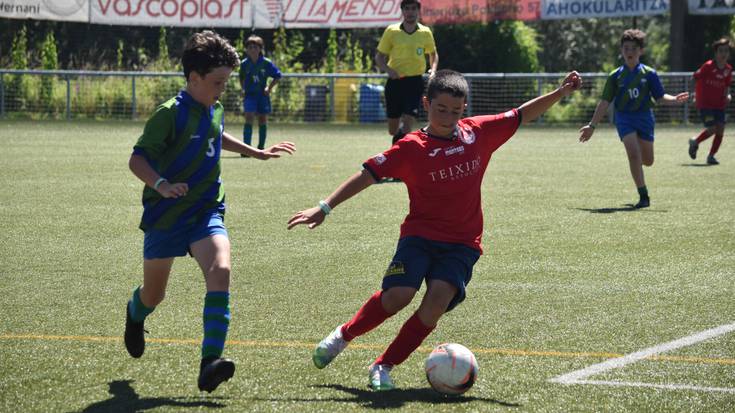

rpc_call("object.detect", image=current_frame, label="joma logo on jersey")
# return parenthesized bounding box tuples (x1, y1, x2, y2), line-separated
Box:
(428, 156, 481, 182)
(428, 148, 442, 157)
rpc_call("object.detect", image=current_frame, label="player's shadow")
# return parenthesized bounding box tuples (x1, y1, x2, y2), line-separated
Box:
(574, 205, 667, 214)
(680, 163, 715, 167)
(253, 383, 520, 409)
(574, 205, 640, 213)
(75, 380, 226, 413)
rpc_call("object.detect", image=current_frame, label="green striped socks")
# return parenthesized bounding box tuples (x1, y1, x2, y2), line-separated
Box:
(202, 291, 230, 359)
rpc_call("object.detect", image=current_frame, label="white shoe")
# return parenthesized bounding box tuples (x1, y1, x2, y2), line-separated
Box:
(368, 363, 395, 391)
(312, 325, 348, 369)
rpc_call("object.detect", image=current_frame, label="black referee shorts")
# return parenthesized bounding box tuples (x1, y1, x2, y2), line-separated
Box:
(384, 75, 424, 119)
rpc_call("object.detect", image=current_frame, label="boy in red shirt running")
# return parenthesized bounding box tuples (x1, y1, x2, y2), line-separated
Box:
(689, 37, 733, 165)
(287, 69, 582, 391)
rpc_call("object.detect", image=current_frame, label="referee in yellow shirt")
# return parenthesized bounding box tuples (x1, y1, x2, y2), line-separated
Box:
(376, 0, 438, 144)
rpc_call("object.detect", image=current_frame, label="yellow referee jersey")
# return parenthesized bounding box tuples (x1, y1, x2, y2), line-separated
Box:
(377, 23, 436, 78)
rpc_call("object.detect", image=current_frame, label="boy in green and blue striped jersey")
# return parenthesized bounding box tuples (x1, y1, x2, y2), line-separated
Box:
(125, 30, 295, 393)
(579, 29, 689, 209)
(239, 34, 282, 153)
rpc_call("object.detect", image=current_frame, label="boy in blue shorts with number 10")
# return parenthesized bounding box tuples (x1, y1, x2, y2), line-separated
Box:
(579, 29, 689, 208)
(125, 31, 295, 393)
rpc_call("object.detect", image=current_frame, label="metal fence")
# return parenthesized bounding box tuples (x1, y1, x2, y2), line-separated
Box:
(0, 69, 706, 125)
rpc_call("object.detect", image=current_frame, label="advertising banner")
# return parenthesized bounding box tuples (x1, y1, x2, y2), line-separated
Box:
(1, 0, 88, 22)
(278, 0, 402, 28)
(16, 0, 735, 27)
(91, 0, 406, 28)
(91, 0, 260, 27)
(688, 0, 735, 15)
(419, 0, 541, 24)
(541, 0, 668, 20)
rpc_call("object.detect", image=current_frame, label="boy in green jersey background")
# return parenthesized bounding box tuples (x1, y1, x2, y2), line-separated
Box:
(239, 34, 282, 152)
(579, 29, 689, 209)
(125, 30, 295, 393)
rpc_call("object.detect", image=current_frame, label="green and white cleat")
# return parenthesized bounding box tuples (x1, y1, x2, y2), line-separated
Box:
(368, 363, 395, 391)
(312, 325, 348, 369)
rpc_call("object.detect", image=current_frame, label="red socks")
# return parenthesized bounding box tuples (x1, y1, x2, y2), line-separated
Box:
(695, 129, 713, 144)
(374, 312, 435, 367)
(711, 134, 723, 155)
(341, 290, 393, 341)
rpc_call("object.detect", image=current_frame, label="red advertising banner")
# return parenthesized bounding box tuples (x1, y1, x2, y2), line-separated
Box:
(420, 0, 541, 24)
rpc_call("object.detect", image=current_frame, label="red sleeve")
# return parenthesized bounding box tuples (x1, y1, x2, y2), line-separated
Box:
(363, 139, 412, 181)
(727, 64, 733, 87)
(694, 61, 712, 81)
(693, 67, 703, 80)
(464, 108, 521, 154)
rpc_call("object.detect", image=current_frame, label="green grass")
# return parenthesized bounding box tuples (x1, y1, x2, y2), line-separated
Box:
(0, 120, 733, 412)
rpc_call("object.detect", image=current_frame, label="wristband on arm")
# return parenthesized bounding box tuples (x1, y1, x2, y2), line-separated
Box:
(153, 177, 167, 190)
(318, 200, 332, 215)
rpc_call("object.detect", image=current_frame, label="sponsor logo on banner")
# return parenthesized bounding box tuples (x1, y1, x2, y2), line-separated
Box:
(688, 0, 735, 15)
(281, 0, 402, 28)
(421, 0, 541, 23)
(92, 0, 256, 27)
(1, 0, 88, 21)
(5, 0, 697, 26)
(541, 0, 668, 20)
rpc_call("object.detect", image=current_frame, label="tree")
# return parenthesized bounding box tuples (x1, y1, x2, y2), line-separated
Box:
(433, 21, 540, 73)
(9, 25, 29, 110)
(324, 28, 337, 73)
(40, 30, 58, 104)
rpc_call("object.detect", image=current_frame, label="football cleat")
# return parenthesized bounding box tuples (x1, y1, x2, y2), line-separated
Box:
(312, 325, 348, 369)
(368, 363, 395, 391)
(688, 138, 698, 160)
(707, 155, 719, 165)
(124, 303, 146, 358)
(198, 357, 235, 393)
(634, 197, 650, 209)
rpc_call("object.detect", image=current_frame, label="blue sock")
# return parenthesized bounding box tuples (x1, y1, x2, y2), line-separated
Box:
(202, 291, 230, 359)
(128, 286, 154, 323)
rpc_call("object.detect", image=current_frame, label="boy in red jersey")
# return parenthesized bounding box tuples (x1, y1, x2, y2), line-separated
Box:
(287, 69, 582, 391)
(689, 37, 733, 165)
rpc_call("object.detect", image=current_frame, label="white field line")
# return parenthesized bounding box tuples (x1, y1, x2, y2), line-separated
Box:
(550, 322, 735, 392)
(572, 380, 735, 394)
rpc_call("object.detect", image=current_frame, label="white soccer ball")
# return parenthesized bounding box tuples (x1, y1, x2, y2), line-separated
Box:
(424, 343, 478, 395)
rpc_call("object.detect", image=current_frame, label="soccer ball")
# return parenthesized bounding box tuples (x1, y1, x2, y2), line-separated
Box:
(424, 343, 478, 395)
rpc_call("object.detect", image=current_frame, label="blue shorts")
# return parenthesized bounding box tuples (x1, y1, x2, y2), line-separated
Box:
(698, 109, 726, 127)
(382, 236, 481, 312)
(243, 94, 272, 114)
(143, 211, 228, 259)
(615, 110, 655, 142)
